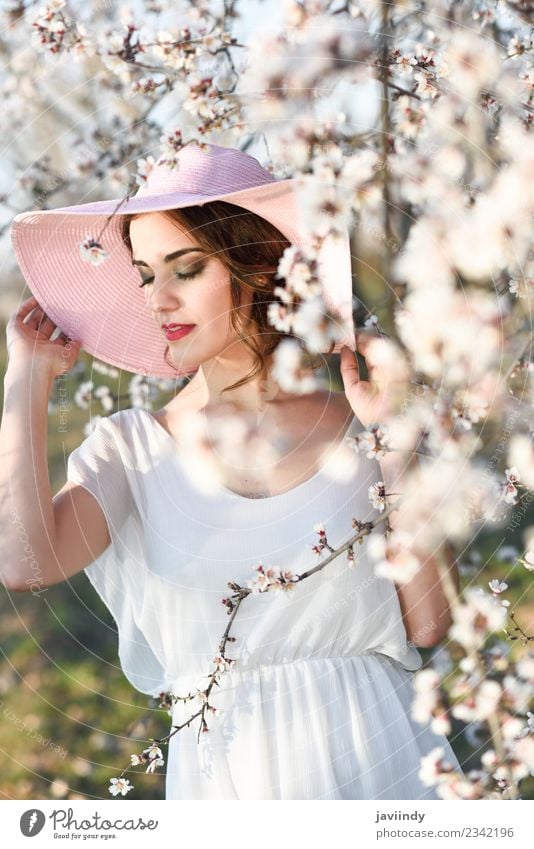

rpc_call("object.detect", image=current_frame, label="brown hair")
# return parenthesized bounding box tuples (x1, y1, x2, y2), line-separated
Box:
(120, 200, 331, 396)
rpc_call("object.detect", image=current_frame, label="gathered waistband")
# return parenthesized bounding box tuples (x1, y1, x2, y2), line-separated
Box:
(168, 650, 390, 690)
(240, 650, 381, 672)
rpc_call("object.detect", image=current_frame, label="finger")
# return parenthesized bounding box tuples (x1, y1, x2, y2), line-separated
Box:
(17, 296, 42, 321)
(21, 304, 47, 324)
(354, 333, 380, 380)
(339, 345, 360, 392)
(353, 332, 374, 355)
(52, 332, 74, 347)
(25, 306, 56, 333)
(36, 316, 58, 336)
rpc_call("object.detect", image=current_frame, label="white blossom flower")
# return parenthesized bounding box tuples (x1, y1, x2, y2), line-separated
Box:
(443, 29, 499, 98)
(144, 743, 164, 761)
(268, 301, 293, 334)
(368, 480, 386, 512)
(319, 438, 359, 485)
(108, 777, 134, 796)
(290, 294, 333, 344)
(411, 669, 441, 724)
(451, 680, 502, 722)
(502, 675, 532, 714)
(431, 713, 451, 736)
(145, 756, 164, 774)
(135, 155, 156, 186)
(418, 747, 451, 787)
(74, 380, 94, 410)
(71, 23, 95, 62)
(508, 435, 534, 490)
(393, 217, 455, 290)
(449, 588, 508, 651)
(341, 149, 380, 189)
(509, 736, 534, 778)
(143, 745, 165, 773)
(367, 529, 421, 584)
(524, 712, 534, 735)
(501, 715, 527, 741)
(212, 654, 235, 673)
(481, 749, 499, 771)
(488, 579, 508, 594)
(271, 339, 318, 395)
(508, 277, 532, 298)
(94, 385, 114, 412)
(395, 54, 418, 74)
(502, 467, 521, 505)
(79, 237, 108, 266)
(348, 424, 390, 460)
(396, 286, 503, 386)
(295, 177, 352, 237)
(436, 774, 484, 800)
(413, 71, 439, 99)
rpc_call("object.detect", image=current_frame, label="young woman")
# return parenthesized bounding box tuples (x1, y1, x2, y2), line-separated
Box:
(2, 143, 463, 799)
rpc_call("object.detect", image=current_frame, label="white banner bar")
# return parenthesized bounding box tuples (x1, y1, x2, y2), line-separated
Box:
(2, 799, 532, 848)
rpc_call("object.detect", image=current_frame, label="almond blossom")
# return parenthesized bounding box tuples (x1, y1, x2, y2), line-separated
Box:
(449, 588, 509, 652)
(368, 480, 386, 512)
(451, 680, 503, 722)
(79, 237, 108, 266)
(347, 424, 391, 460)
(108, 777, 134, 797)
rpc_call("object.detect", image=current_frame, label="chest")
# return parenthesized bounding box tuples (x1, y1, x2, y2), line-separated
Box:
(149, 395, 356, 500)
(219, 433, 336, 498)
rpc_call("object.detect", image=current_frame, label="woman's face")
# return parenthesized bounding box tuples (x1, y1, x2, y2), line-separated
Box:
(129, 212, 254, 371)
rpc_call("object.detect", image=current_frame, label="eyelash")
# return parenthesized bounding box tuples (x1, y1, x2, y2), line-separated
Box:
(138, 267, 204, 288)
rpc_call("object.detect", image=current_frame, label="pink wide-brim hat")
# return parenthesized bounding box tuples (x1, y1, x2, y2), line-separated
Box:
(10, 142, 355, 379)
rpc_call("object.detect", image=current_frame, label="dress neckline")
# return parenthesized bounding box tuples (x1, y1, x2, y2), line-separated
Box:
(134, 406, 359, 503)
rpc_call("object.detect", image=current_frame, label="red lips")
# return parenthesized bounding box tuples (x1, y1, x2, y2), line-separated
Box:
(163, 324, 196, 341)
(162, 323, 191, 329)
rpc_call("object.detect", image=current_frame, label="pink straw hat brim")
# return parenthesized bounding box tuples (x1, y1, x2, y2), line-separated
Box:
(11, 177, 355, 378)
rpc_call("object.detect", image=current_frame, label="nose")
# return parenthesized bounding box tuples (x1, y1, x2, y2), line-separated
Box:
(145, 275, 183, 315)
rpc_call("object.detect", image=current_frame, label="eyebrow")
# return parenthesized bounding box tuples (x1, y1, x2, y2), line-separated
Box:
(132, 248, 207, 267)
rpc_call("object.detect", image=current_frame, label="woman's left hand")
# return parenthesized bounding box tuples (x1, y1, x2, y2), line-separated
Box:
(339, 335, 394, 429)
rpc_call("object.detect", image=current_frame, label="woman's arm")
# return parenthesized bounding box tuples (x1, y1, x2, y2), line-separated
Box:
(379, 452, 460, 649)
(339, 341, 460, 647)
(393, 541, 460, 648)
(0, 361, 111, 591)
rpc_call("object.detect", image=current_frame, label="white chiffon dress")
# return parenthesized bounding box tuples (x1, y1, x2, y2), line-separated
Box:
(67, 407, 464, 800)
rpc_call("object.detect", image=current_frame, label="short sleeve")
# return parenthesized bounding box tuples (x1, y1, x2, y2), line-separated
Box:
(67, 412, 170, 697)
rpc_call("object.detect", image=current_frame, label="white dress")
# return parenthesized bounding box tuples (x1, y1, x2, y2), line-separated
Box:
(67, 407, 463, 800)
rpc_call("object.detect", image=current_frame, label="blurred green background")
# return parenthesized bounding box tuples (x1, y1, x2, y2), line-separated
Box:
(0, 268, 532, 801)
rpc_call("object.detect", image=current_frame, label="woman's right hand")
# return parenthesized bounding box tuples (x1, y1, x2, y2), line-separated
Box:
(5, 296, 82, 381)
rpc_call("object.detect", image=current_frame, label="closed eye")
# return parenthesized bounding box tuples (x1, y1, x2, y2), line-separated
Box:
(138, 266, 205, 288)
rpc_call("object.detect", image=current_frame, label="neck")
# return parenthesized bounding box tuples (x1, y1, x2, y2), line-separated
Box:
(177, 350, 301, 417)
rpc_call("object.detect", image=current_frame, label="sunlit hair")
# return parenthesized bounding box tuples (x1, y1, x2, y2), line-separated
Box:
(121, 200, 329, 397)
